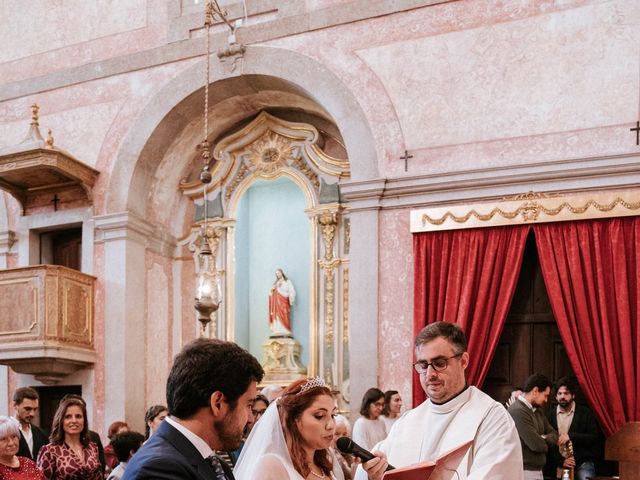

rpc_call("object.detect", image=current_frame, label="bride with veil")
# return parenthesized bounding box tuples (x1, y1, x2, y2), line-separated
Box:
(234, 377, 339, 480)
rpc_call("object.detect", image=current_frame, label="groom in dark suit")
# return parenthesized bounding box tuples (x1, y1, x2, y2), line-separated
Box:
(124, 338, 264, 480)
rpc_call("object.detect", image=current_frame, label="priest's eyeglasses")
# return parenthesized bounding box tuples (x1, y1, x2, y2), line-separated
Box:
(413, 353, 463, 374)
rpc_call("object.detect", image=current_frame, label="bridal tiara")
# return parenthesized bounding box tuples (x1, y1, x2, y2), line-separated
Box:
(299, 376, 326, 394)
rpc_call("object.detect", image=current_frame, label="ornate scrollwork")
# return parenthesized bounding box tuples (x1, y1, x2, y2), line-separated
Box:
(246, 132, 293, 177)
(318, 210, 339, 261)
(224, 163, 249, 202)
(421, 197, 640, 227)
(292, 155, 320, 191)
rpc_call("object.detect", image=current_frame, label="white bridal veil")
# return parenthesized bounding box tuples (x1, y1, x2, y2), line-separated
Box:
(234, 401, 304, 480)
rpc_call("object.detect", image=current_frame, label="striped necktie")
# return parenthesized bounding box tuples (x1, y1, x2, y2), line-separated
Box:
(206, 454, 227, 480)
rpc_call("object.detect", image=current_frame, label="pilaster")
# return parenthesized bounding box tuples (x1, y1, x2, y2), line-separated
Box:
(94, 211, 153, 433)
(340, 180, 385, 415)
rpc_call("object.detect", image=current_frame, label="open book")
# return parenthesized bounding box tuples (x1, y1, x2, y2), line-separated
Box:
(382, 440, 473, 480)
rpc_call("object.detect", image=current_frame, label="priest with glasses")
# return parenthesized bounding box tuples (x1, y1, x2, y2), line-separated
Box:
(356, 322, 523, 480)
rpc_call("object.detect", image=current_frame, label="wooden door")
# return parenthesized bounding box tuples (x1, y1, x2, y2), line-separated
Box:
(34, 385, 82, 434)
(483, 234, 574, 404)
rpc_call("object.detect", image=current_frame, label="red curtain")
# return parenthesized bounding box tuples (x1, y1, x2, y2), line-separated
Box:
(413, 225, 529, 405)
(535, 217, 640, 436)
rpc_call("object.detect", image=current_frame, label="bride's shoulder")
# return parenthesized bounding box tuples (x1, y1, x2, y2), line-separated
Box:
(255, 453, 291, 474)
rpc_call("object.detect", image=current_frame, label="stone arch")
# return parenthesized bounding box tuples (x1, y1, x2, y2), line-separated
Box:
(106, 45, 379, 215)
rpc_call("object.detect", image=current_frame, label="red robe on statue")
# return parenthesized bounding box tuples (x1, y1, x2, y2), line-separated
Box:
(269, 287, 291, 333)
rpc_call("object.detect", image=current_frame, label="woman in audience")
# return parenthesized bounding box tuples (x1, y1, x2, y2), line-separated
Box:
(380, 390, 403, 433)
(0, 416, 43, 480)
(331, 414, 354, 480)
(37, 397, 102, 480)
(143, 405, 168, 440)
(234, 377, 337, 479)
(352, 388, 386, 450)
(104, 421, 129, 471)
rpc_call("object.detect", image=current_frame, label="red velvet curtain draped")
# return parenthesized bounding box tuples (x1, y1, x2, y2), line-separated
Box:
(412, 225, 529, 406)
(534, 217, 640, 436)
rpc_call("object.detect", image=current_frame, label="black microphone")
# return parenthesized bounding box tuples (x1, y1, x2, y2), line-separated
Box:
(336, 437, 395, 471)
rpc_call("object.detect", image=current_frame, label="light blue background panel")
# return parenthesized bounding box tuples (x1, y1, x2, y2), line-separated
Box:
(234, 177, 311, 367)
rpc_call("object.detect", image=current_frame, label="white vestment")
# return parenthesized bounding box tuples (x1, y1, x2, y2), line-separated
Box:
(354, 386, 523, 480)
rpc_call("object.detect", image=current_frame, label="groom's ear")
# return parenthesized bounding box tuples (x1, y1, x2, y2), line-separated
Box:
(209, 391, 225, 417)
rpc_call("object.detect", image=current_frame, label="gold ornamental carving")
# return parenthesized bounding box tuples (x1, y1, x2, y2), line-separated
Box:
(411, 189, 640, 233)
(317, 209, 341, 346)
(318, 210, 339, 261)
(247, 132, 293, 177)
(292, 155, 320, 191)
(323, 267, 336, 344)
(225, 163, 249, 202)
(204, 227, 224, 259)
(342, 268, 349, 344)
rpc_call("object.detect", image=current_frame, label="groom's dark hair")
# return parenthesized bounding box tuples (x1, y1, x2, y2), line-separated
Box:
(166, 338, 263, 418)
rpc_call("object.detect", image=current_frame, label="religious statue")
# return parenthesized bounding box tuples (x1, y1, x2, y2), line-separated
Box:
(268, 268, 296, 337)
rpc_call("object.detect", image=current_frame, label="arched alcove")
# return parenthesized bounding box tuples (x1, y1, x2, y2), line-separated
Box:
(106, 45, 379, 220)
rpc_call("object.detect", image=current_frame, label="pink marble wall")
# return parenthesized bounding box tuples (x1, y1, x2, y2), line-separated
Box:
(0, 0, 166, 84)
(378, 209, 414, 405)
(145, 252, 173, 407)
(266, 0, 640, 176)
(92, 243, 106, 435)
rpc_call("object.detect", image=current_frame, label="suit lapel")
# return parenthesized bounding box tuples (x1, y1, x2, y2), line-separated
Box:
(158, 421, 221, 480)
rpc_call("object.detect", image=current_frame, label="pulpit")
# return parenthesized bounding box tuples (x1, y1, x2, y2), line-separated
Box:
(605, 422, 640, 480)
(0, 265, 96, 384)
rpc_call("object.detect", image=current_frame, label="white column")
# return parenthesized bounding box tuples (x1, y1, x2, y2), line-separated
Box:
(340, 180, 385, 416)
(94, 212, 153, 434)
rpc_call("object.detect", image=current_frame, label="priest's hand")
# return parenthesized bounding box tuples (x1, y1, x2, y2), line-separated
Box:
(360, 451, 389, 480)
(558, 433, 570, 445)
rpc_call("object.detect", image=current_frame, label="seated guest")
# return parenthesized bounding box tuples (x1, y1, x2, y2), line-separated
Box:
(37, 396, 103, 480)
(234, 377, 337, 479)
(105, 421, 129, 471)
(0, 416, 44, 480)
(143, 405, 168, 440)
(380, 390, 403, 433)
(352, 388, 387, 450)
(107, 431, 145, 480)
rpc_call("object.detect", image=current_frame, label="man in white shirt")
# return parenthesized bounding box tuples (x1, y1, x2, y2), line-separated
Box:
(124, 339, 264, 480)
(358, 321, 523, 480)
(13, 387, 48, 461)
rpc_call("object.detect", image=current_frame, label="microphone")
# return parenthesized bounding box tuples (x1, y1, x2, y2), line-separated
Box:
(336, 437, 395, 471)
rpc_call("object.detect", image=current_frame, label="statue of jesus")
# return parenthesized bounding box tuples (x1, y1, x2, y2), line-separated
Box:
(268, 268, 296, 337)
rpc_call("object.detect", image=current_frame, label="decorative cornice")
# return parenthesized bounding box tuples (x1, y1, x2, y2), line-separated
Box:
(411, 189, 640, 232)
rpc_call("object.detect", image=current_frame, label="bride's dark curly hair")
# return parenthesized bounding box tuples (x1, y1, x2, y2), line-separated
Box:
(279, 378, 335, 478)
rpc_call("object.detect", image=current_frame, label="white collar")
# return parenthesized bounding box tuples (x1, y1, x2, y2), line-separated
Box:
(518, 394, 536, 412)
(165, 416, 213, 459)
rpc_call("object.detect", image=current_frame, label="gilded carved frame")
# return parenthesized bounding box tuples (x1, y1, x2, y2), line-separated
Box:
(181, 112, 350, 400)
